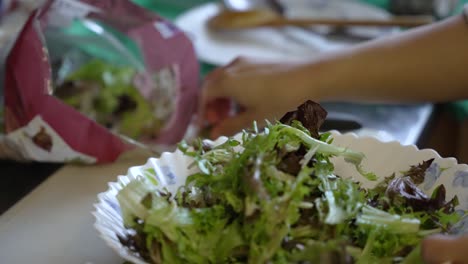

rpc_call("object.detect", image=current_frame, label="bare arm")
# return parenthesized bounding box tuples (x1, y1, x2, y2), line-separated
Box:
(309, 13, 468, 102)
(201, 10, 468, 137)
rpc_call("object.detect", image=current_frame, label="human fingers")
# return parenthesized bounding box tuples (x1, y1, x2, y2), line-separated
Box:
(203, 98, 233, 125)
(197, 67, 230, 128)
(422, 234, 468, 264)
(201, 67, 229, 101)
(209, 111, 260, 139)
(198, 57, 254, 128)
(201, 56, 259, 102)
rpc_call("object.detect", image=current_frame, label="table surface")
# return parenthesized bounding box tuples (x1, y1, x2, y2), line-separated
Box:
(0, 149, 153, 264)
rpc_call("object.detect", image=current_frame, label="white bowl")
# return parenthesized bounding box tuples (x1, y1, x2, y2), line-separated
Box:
(94, 132, 468, 263)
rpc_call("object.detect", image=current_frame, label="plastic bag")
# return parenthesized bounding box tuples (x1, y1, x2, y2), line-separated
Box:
(2, 0, 199, 163)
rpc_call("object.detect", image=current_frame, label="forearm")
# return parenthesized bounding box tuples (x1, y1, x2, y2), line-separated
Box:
(304, 13, 468, 103)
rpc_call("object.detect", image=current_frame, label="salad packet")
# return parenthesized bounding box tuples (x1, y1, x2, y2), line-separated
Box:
(1, 0, 199, 163)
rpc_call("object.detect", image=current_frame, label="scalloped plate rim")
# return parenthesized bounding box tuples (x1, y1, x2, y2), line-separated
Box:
(93, 131, 468, 263)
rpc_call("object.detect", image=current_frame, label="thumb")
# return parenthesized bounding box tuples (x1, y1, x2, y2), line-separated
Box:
(422, 234, 468, 264)
(210, 112, 258, 139)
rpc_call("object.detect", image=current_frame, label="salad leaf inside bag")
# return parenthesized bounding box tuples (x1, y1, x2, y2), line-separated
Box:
(3, 0, 199, 163)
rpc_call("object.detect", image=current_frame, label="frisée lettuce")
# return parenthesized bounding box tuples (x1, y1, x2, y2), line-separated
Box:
(116, 101, 464, 264)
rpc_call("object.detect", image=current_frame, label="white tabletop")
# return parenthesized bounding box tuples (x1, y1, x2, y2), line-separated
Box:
(0, 149, 153, 264)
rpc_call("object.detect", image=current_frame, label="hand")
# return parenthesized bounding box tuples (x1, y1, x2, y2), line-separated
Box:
(199, 57, 319, 139)
(422, 234, 468, 264)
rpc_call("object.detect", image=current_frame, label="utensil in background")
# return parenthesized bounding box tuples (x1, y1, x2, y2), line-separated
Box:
(222, 0, 328, 47)
(221, 0, 377, 45)
(209, 8, 433, 30)
(220, 0, 431, 44)
(174, 2, 402, 66)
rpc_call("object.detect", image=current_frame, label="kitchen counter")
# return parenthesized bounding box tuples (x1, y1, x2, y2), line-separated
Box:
(0, 149, 153, 264)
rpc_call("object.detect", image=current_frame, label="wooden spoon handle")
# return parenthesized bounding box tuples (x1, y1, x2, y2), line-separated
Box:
(208, 9, 434, 30)
(267, 16, 433, 28)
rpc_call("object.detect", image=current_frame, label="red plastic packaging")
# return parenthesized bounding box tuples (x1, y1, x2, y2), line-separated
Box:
(3, 0, 199, 163)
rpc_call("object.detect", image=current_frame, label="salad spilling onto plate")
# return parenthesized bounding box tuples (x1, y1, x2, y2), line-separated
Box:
(113, 101, 466, 263)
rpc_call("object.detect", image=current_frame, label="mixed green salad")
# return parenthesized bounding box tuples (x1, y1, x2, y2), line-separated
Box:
(55, 60, 170, 139)
(116, 101, 464, 264)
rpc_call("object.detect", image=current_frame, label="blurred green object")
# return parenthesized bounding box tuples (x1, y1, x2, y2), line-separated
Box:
(362, 0, 389, 9)
(132, 0, 214, 18)
(450, 101, 468, 121)
(59, 20, 145, 70)
(458, 0, 468, 11)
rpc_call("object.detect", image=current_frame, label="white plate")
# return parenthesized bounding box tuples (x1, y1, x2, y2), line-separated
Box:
(95, 132, 468, 264)
(174, 1, 396, 66)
